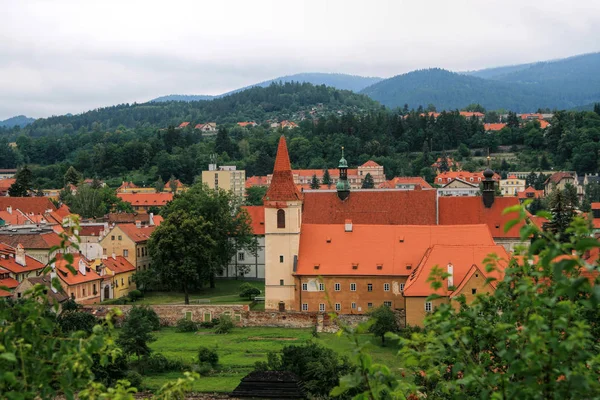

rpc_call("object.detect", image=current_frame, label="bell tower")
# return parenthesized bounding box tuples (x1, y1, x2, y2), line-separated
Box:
(263, 135, 303, 311)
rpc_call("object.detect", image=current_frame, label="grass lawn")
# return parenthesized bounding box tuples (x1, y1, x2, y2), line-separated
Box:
(135, 279, 264, 305)
(141, 326, 400, 393)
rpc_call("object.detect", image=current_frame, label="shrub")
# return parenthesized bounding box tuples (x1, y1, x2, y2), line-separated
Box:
(175, 318, 198, 332)
(125, 371, 142, 389)
(128, 289, 143, 301)
(368, 305, 399, 345)
(197, 347, 219, 368)
(196, 363, 213, 376)
(239, 282, 261, 300)
(133, 305, 160, 331)
(199, 320, 215, 328)
(214, 315, 234, 334)
(143, 353, 185, 373)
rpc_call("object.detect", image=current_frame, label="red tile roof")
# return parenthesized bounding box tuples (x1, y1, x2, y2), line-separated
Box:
(245, 176, 269, 188)
(0, 277, 19, 289)
(54, 204, 72, 219)
(0, 178, 15, 190)
(242, 206, 265, 235)
(302, 190, 437, 225)
(79, 225, 105, 237)
(178, 122, 190, 128)
(117, 224, 156, 243)
(264, 136, 302, 202)
(518, 186, 544, 200)
(459, 111, 484, 118)
(484, 123, 507, 131)
(538, 120, 550, 129)
(435, 171, 500, 184)
(378, 177, 432, 189)
(592, 202, 600, 210)
(117, 193, 173, 206)
(117, 181, 139, 190)
(0, 245, 46, 273)
(296, 224, 495, 276)
(0, 197, 57, 215)
(237, 121, 257, 127)
(0, 210, 32, 225)
(545, 172, 574, 185)
(360, 160, 381, 168)
(438, 196, 525, 238)
(0, 231, 64, 249)
(403, 244, 508, 296)
(102, 255, 136, 274)
(55, 254, 102, 285)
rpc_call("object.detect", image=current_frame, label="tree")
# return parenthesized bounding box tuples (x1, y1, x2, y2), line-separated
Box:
(64, 166, 82, 187)
(525, 171, 537, 188)
(8, 165, 33, 197)
(239, 282, 261, 300)
(368, 305, 398, 345)
(214, 315, 234, 334)
(117, 306, 157, 359)
(57, 300, 97, 334)
(215, 127, 234, 157)
(539, 153, 551, 170)
(245, 186, 267, 206)
(168, 176, 178, 193)
(64, 185, 130, 218)
(544, 186, 578, 242)
(457, 143, 470, 158)
(154, 177, 165, 192)
(506, 111, 520, 129)
(310, 174, 320, 189)
(322, 168, 332, 188)
(594, 102, 600, 116)
(149, 209, 216, 304)
(361, 173, 375, 189)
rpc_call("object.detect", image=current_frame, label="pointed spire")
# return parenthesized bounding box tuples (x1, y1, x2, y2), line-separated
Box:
(265, 136, 302, 202)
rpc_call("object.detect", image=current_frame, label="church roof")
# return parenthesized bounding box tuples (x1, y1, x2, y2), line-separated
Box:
(264, 136, 302, 202)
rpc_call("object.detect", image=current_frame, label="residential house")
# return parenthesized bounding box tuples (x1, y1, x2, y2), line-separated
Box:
(201, 163, 246, 198)
(117, 192, 173, 212)
(245, 176, 269, 188)
(484, 123, 507, 132)
(518, 186, 545, 203)
(237, 121, 258, 127)
(116, 181, 155, 194)
(78, 223, 108, 260)
(177, 122, 190, 129)
(0, 243, 45, 290)
(438, 178, 480, 197)
(222, 206, 265, 280)
(54, 253, 102, 304)
(105, 212, 162, 227)
(0, 178, 15, 196)
(12, 274, 69, 305)
(435, 171, 500, 186)
(279, 120, 299, 129)
(500, 174, 526, 196)
(378, 177, 432, 190)
(195, 123, 217, 134)
(459, 111, 484, 120)
(0, 226, 73, 264)
(0, 169, 17, 179)
(163, 178, 186, 193)
(91, 254, 136, 300)
(431, 157, 461, 173)
(544, 172, 577, 196)
(99, 223, 155, 271)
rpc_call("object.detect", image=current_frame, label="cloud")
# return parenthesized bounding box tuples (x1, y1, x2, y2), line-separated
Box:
(1, 0, 599, 119)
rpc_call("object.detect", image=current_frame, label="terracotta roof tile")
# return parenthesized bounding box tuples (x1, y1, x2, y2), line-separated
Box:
(264, 136, 302, 202)
(545, 172, 574, 185)
(518, 186, 544, 200)
(379, 177, 432, 189)
(242, 206, 265, 235)
(0, 231, 64, 250)
(55, 254, 102, 285)
(117, 193, 173, 206)
(436, 171, 500, 184)
(79, 225, 105, 236)
(0, 245, 46, 273)
(484, 123, 507, 131)
(117, 224, 156, 243)
(102, 255, 136, 274)
(0, 197, 57, 215)
(360, 160, 381, 168)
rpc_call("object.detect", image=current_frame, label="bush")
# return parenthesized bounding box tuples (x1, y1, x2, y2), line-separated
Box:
(368, 305, 399, 345)
(133, 305, 160, 331)
(214, 315, 234, 334)
(128, 289, 143, 301)
(239, 282, 261, 300)
(199, 318, 219, 329)
(175, 318, 198, 332)
(101, 297, 129, 305)
(197, 347, 219, 369)
(58, 310, 97, 334)
(196, 363, 214, 376)
(143, 353, 184, 373)
(125, 371, 142, 389)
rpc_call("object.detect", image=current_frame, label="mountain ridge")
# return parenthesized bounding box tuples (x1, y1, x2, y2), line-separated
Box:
(0, 115, 36, 128)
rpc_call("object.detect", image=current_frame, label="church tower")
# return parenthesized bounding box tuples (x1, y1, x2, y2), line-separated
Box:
(263, 135, 303, 311)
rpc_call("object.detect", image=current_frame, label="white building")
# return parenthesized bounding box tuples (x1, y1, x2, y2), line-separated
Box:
(438, 178, 480, 197)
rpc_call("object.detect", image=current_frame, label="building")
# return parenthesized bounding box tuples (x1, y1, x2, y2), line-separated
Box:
(459, 111, 484, 119)
(0, 169, 17, 179)
(0, 226, 74, 264)
(54, 253, 102, 304)
(99, 223, 155, 271)
(116, 192, 173, 212)
(116, 181, 155, 194)
(0, 243, 45, 288)
(508, 171, 557, 180)
(195, 123, 217, 134)
(91, 255, 136, 300)
(12, 275, 69, 305)
(279, 120, 299, 129)
(237, 121, 258, 127)
(222, 206, 265, 279)
(201, 163, 246, 198)
(0, 178, 15, 196)
(245, 176, 269, 188)
(431, 157, 461, 173)
(435, 171, 500, 186)
(78, 223, 108, 260)
(0, 197, 58, 215)
(544, 172, 577, 196)
(163, 179, 186, 193)
(500, 175, 526, 196)
(438, 178, 480, 197)
(518, 186, 544, 202)
(178, 122, 190, 129)
(484, 123, 507, 132)
(104, 212, 162, 227)
(378, 177, 432, 190)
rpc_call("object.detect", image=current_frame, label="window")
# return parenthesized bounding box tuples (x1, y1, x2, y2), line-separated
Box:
(384, 301, 392, 307)
(238, 252, 245, 261)
(123, 249, 128, 257)
(121, 278, 124, 285)
(302, 283, 308, 291)
(302, 303, 308, 311)
(280, 279, 284, 286)
(277, 209, 286, 228)
(350, 283, 356, 291)
(185, 311, 192, 320)
(235, 313, 241, 322)
(111, 235, 115, 240)
(384, 283, 390, 291)
(137, 248, 140, 257)
(82, 288, 86, 296)
(367, 302, 373, 308)
(319, 303, 325, 312)
(319, 283, 325, 291)
(472, 288, 477, 295)
(204, 312, 212, 322)
(351, 302, 356, 309)
(93, 284, 96, 294)
(335, 303, 341, 311)
(367, 283, 373, 292)
(118, 235, 122, 240)
(279, 255, 284, 263)
(400, 283, 405, 291)
(103, 248, 107, 255)
(425, 302, 432, 312)
(334, 283, 341, 291)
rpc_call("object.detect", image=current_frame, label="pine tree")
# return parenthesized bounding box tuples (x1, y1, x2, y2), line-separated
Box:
(322, 169, 332, 188)
(539, 154, 550, 170)
(526, 171, 537, 188)
(168, 176, 178, 193)
(438, 156, 449, 173)
(215, 128, 233, 157)
(310, 174, 320, 189)
(594, 102, 600, 116)
(361, 173, 375, 189)
(506, 111, 520, 129)
(155, 177, 165, 192)
(8, 165, 33, 197)
(64, 166, 82, 186)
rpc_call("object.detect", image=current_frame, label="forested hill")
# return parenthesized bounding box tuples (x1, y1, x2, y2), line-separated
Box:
(151, 73, 383, 102)
(361, 53, 600, 111)
(21, 82, 380, 136)
(0, 115, 36, 128)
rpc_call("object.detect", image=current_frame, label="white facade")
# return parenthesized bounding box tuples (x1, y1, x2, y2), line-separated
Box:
(438, 179, 479, 197)
(221, 236, 265, 279)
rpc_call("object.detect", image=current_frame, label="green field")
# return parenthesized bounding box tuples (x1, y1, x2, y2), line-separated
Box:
(135, 280, 264, 305)
(141, 326, 400, 393)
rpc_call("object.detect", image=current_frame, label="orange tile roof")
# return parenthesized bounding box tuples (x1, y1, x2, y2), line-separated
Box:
(0, 178, 15, 190)
(178, 122, 190, 128)
(0, 231, 64, 250)
(403, 244, 508, 296)
(117, 224, 156, 243)
(520, 113, 544, 120)
(0, 197, 57, 215)
(264, 136, 302, 202)
(360, 160, 381, 168)
(117, 192, 173, 206)
(592, 202, 600, 210)
(237, 121, 257, 127)
(245, 176, 269, 188)
(459, 111, 484, 118)
(54, 204, 72, 219)
(484, 123, 507, 131)
(0, 210, 32, 225)
(438, 196, 525, 238)
(102, 255, 136, 274)
(152, 215, 164, 226)
(518, 186, 544, 200)
(0, 277, 19, 290)
(242, 206, 265, 235)
(296, 224, 495, 276)
(55, 254, 102, 285)
(538, 120, 550, 129)
(545, 172, 574, 185)
(302, 190, 437, 225)
(0, 289, 11, 297)
(0, 245, 46, 273)
(79, 225, 105, 236)
(435, 171, 500, 184)
(118, 181, 139, 190)
(378, 177, 432, 189)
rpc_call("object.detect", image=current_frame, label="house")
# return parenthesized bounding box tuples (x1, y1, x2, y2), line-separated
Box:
(0, 243, 45, 290)
(105, 212, 161, 226)
(0, 178, 15, 196)
(54, 253, 102, 304)
(177, 122, 190, 129)
(403, 244, 509, 326)
(0, 169, 17, 179)
(438, 178, 480, 197)
(195, 123, 217, 134)
(500, 175, 526, 196)
(0, 226, 74, 264)
(459, 111, 484, 120)
(484, 123, 507, 132)
(245, 176, 269, 188)
(431, 157, 461, 173)
(116, 192, 173, 212)
(279, 120, 299, 129)
(221, 206, 265, 280)
(12, 274, 69, 305)
(99, 223, 155, 271)
(0, 197, 58, 215)
(435, 171, 500, 186)
(163, 179, 186, 193)
(78, 223, 108, 260)
(544, 172, 576, 196)
(201, 163, 246, 198)
(91, 254, 136, 300)
(237, 121, 258, 127)
(518, 186, 544, 202)
(116, 181, 155, 194)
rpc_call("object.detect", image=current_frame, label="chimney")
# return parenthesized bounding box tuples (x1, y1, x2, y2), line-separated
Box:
(112, 252, 116, 260)
(447, 263, 454, 288)
(344, 219, 353, 232)
(149, 213, 155, 226)
(50, 269, 58, 293)
(6, 206, 12, 215)
(78, 259, 86, 276)
(15, 244, 26, 266)
(135, 220, 141, 228)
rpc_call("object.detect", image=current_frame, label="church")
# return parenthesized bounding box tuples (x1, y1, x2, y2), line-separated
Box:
(262, 136, 517, 326)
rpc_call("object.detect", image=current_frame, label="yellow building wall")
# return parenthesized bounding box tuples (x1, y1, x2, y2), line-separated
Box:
(450, 272, 495, 310)
(264, 201, 301, 311)
(109, 270, 136, 298)
(59, 279, 101, 304)
(99, 226, 137, 266)
(201, 170, 245, 197)
(404, 297, 447, 327)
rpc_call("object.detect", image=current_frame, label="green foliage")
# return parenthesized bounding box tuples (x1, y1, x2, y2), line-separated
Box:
(175, 318, 198, 333)
(117, 306, 158, 359)
(214, 315, 234, 334)
(197, 347, 219, 369)
(322, 168, 332, 186)
(361, 173, 375, 189)
(64, 184, 132, 218)
(124, 371, 143, 390)
(239, 282, 261, 300)
(310, 173, 320, 189)
(143, 353, 185, 374)
(368, 305, 398, 345)
(154, 177, 165, 192)
(64, 166, 82, 186)
(8, 165, 33, 196)
(127, 289, 143, 301)
(57, 308, 98, 334)
(245, 185, 267, 206)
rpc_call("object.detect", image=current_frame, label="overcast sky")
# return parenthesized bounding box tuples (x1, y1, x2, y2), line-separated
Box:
(1, 0, 599, 120)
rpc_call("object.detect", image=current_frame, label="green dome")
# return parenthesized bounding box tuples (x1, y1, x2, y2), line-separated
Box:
(338, 157, 348, 168)
(336, 179, 350, 191)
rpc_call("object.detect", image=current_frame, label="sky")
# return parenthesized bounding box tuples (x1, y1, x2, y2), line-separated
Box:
(1, 0, 599, 120)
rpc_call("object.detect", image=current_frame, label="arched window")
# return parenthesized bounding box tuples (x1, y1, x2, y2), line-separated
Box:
(277, 209, 286, 229)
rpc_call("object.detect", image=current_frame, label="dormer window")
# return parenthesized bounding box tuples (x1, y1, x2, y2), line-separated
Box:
(352, 263, 358, 270)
